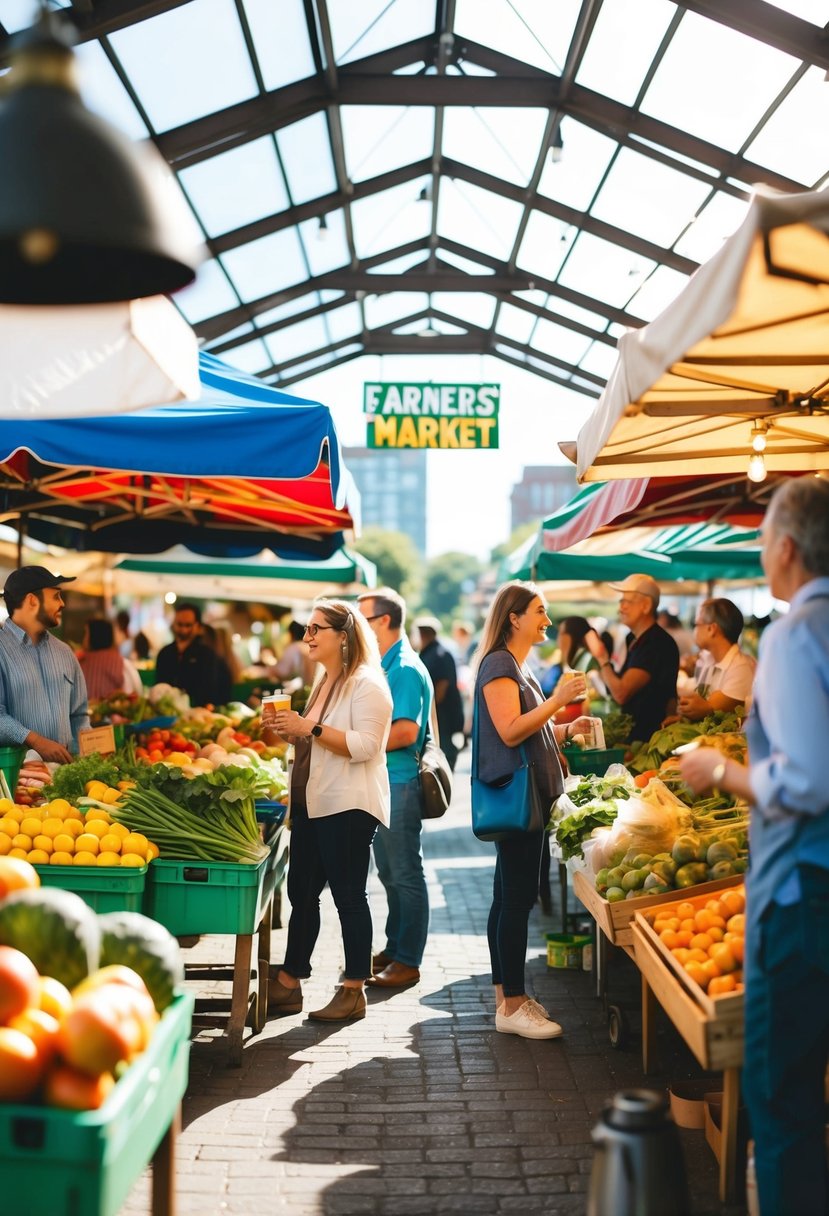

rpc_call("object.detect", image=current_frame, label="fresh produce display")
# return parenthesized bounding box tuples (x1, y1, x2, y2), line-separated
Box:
(0, 858, 183, 1108)
(90, 683, 190, 726)
(641, 884, 746, 997)
(551, 772, 634, 861)
(13, 757, 54, 806)
(596, 708, 634, 749)
(98, 911, 183, 1013)
(627, 710, 745, 773)
(43, 755, 129, 805)
(0, 792, 159, 867)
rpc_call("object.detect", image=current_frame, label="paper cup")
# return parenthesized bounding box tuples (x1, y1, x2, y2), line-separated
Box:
(261, 692, 291, 718)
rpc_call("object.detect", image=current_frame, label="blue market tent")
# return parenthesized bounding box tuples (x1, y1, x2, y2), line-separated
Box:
(0, 353, 359, 560)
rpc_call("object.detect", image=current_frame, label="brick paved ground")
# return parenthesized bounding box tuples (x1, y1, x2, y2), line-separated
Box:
(124, 750, 746, 1216)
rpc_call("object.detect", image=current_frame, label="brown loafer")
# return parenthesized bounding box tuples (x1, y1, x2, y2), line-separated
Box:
(308, 986, 366, 1022)
(367, 961, 420, 988)
(372, 950, 392, 974)
(267, 966, 302, 1015)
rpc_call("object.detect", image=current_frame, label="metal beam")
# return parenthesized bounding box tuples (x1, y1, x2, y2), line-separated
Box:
(676, 0, 829, 70)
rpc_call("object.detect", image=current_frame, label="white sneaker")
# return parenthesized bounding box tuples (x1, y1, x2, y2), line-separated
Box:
(526, 998, 552, 1019)
(495, 999, 564, 1040)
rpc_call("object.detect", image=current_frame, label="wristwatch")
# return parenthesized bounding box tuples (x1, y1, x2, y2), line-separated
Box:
(310, 723, 323, 738)
(711, 760, 727, 785)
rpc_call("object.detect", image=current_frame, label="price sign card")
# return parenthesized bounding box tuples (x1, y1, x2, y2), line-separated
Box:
(78, 725, 117, 757)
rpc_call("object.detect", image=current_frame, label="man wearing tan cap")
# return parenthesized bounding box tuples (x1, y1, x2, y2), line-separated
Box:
(584, 573, 679, 743)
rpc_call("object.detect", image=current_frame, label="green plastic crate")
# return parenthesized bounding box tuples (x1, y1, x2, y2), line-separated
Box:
(562, 746, 626, 776)
(0, 990, 194, 1216)
(34, 864, 147, 913)
(144, 854, 275, 935)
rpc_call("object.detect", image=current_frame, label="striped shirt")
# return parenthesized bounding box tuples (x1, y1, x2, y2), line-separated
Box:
(0, 618, 90, 752)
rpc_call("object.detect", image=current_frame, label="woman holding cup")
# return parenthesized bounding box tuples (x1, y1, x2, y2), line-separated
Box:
(473, 582, 594, 1039)
(264, 600, 392, 1023)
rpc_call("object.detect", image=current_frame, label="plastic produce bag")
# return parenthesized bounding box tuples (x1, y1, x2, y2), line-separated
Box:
(588, 794, 692, 873)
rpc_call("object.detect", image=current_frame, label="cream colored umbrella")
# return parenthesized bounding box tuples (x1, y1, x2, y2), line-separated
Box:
(568, 187, 829, 483)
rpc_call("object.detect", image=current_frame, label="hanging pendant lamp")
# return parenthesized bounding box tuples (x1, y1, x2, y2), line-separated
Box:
(0, 11, 202, 305)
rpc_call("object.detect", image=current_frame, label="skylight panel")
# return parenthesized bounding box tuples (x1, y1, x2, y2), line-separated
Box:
(368, 251, 430, 275)
(329, 0, 432, 67)
(442, 107, 549, 187)
(437, 180, 523, 261)
(578, 342, 622, 379)
(222, 338, 271, 375)
(546, 295, 612, 332)
(516, 211, 577, 282)
(531, 318, 592, 366)
(341, 106, 434, 183)
(265, 316, 330, 366)
(626, 265, 689, 321)
(744, 67, 829, 186)
(0, 0, 48, 34)
(431, 293, 496, 329)
(242, 0, 315, 91)
(590, 147, 711, 247)
(351, 182, 431, 258)
(326, 303, 364, 343)
(174, 260, 240, 325)
(277, 114, 338, 204)
(495, 303, 537, 345)
(298, 213, 351, 277)
(257, 294, 326, 329)
(436, 249, 495, 275)
(221, 228, 308, 301)
(557, 233, 656, 308)
(575, 0, 675, 106)
(179, 138, 288, 239)
(673, 192, 748, 261)
(455, 0, 580, 75)
(763, 2, 828, 18)
(108, 0, 257, 133)
(365, 293, 429, 328)
(74, 41, 148, 140)
(537, 119, 616, 211)
(641, 12, 798, 153)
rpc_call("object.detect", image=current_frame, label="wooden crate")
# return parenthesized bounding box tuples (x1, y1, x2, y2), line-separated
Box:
(634, 885, 745, 1019)
(631, 922, 743, 1070)
(571, 869, 743, 949)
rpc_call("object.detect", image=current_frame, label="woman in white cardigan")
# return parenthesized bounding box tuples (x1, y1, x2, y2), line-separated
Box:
(265, 599, 392, 1023)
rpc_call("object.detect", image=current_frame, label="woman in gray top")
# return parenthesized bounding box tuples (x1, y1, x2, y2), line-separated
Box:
(473, 582, 593, 1040)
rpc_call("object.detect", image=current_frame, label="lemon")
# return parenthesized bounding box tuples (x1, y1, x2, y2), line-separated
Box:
(5, 808, 24, 824)
(0, 834, 11, 856)
(85, 781, 108, 800)
(12, 833, 32, 851)
(75, 833, 99, 855)
(120, 853, 146, 868)
(0, 798, 14, 812)
(46, 798, 72, 816)
(64, 807, 84, 822)
(63, 819, 84, 838)
(8, 848, 28, 859)
(84, 808, 111, 824)
(83, 820, 110, 839)
(73, 851, 99, 866)
(96, 851, 121, 867)
(26, 849, 51, 865)
(53, 834, 76, 854)
(146, 842, 160, 861)
(50, 851, 75, 866)
(20, 816, 43, 837)
(109, 822, 130, 841)
(102, 787, 122, 804)
(39, 818, 65, 839)
(122, 833, 149, 857)
(32, 835, 53, 854)
(99, 833, 122, 854)
(0, 816, 20, 837)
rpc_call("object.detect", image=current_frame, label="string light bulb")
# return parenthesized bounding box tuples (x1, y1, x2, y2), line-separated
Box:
(751, 423, 767, 453)
(747, 453, 767, 483)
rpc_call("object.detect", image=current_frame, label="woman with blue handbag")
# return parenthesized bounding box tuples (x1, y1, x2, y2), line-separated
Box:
(473, 582, 593, 1040)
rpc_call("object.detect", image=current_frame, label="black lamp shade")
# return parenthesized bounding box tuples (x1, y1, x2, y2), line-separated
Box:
(0, 69, 201, 304)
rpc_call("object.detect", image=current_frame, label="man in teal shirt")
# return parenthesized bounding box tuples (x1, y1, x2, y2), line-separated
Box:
(358, 588, 433, 988)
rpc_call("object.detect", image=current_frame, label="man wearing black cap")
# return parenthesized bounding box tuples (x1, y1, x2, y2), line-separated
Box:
(0, 566, 89, 763)
(584, 573, 679, 744)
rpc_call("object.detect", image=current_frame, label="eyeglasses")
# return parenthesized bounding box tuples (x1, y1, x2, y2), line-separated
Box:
(304, 623, 335, 638)
(362, 614, 386, 623)
(694, 618, 712, 627)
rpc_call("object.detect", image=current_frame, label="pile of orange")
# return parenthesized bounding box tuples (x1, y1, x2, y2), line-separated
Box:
(645, 885, 746, 997)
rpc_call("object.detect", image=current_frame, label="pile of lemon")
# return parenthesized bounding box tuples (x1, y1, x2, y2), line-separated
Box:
(0, 788, 159, 868)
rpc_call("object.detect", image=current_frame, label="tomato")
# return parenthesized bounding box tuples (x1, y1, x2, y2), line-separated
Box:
(0, 945, 40, 1022)
(634, 770, 658, 788)
(44, 1064, 115, 1110)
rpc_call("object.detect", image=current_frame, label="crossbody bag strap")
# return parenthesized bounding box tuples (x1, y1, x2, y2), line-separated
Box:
(473, 671, 529, 782)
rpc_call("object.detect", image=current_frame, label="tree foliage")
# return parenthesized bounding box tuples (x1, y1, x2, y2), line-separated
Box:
(489, 520, 538, 564)
(356, 527, 423, 603)
(420, 552, 484, 621)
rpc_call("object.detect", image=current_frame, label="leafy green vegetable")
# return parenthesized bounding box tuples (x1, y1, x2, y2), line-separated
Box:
(553, 801, 619, 860)
(44, 753, 125, 802)
(601, 709, 634, 748)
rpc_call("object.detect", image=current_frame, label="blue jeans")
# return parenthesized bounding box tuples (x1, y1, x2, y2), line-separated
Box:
(283, 803, 378, 982)
(743, 868, 829, 1216)
(372, 777, 429, 967)
(487, 828, 544, 997)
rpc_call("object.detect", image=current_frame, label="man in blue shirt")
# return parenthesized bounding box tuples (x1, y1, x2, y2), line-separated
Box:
(681, 476, 829, 1216)
(358, 588, 433, 988)
(0, 566, 89, 763)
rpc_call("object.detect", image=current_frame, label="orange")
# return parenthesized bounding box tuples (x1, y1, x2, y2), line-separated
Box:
(675, 931, 694, 948)
(706, 927, 725, 943)
(726, 914, 745, 935)
(700, 958, 722, 984)
(36, 975, 72, 1022)
(671, 948, 691, 965)
(675, 901, 696, 920)
(685, 962, 709, 990)
(686, 948, 709, 965)
(721, 889, 746, 917)
(690, 933, 713, 953)
(707, 974, 737, 997)
(730, 937, 744, 965)
(0, 855, 40, 896)
(679, 918, 696, 934)
(659, 929, 681, 950)
(0, 1026, 42, 1102)
(694, 909, 725, 932)
(8, 1007, 61, 1066)
(710, 942, 738, 974)
(705, 899, 728, 919)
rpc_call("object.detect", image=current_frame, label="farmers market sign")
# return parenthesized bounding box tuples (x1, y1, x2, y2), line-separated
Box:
(363, 382, 500, 449)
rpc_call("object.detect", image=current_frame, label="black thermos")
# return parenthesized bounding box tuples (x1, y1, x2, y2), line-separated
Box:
(587, 1089, 690, 1216)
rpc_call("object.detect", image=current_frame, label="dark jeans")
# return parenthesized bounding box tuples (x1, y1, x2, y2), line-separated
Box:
(373, 777, 429, 967)
(487, 828, 545, 997)
(743, 868, 829, 1216)
(283, 803, 378, 982)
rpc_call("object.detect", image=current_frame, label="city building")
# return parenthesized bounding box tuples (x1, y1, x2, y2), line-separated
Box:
(510, 465, 578, 531)
(342, 447, 428, 556)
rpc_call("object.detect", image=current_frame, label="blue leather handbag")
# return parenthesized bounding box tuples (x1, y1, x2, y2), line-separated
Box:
(470, 691, 544, 842)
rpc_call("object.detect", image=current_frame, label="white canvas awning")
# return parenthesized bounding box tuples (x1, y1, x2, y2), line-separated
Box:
(568, 187, 829, 483)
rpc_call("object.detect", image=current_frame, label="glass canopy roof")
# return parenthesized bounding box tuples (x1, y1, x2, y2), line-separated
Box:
(2, 0, 827, 400)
